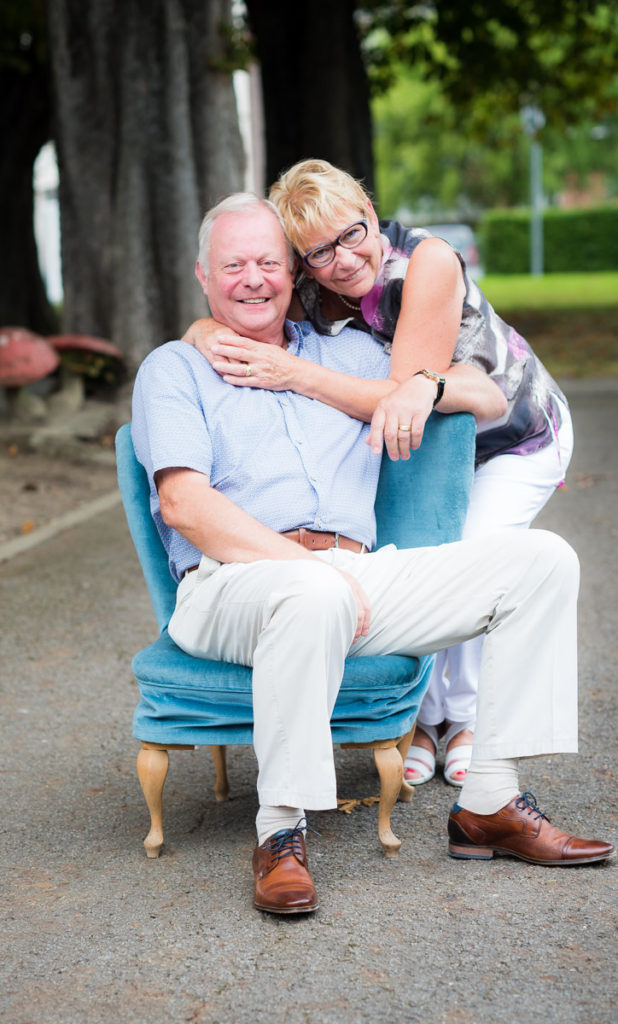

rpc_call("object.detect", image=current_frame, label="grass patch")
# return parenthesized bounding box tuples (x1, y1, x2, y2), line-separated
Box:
(503, 309, 618, 379)
(479, 272, 618, 311)
(477, 273, 618, 378)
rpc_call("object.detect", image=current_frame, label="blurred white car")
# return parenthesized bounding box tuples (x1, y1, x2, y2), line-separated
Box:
(423, 223, 483, 280)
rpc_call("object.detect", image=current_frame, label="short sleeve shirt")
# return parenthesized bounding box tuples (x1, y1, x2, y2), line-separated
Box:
(131, 320, 391, 581)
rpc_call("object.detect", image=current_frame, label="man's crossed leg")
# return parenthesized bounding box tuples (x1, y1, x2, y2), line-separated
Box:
(169, 529, 614, 913)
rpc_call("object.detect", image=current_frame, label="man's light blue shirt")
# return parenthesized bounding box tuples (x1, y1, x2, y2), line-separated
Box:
(132, 320, 391, 582)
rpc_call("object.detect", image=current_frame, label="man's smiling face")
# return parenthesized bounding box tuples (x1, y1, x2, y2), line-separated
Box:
(197, 206, 294, 346)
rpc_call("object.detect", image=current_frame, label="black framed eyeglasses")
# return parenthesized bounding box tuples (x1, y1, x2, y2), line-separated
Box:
(301, 220, 368, 269)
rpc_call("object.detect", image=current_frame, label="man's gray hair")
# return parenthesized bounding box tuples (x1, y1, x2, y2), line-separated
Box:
(197, 193, 296, 274)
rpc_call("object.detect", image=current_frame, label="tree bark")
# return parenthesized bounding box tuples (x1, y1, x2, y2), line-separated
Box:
(0, 35, 57, 333)
(245, 0, 374, 192)
(47, 0, 244, 369)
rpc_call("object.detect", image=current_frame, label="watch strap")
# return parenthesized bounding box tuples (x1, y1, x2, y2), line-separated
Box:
(414, 369, 446, 407)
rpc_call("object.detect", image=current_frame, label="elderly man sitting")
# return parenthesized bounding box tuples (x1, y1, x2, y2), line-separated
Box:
(131, 194, 613, 915)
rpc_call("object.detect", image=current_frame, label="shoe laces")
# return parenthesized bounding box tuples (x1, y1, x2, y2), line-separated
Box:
(516, 791, 550, 822)
(263, 818, 320, 867)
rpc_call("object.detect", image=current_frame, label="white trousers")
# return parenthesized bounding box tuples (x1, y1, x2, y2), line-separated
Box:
(420, 400, 574, 730)
(168, 528, 579, 811)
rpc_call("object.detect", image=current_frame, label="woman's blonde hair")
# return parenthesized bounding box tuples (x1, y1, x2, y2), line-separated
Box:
(269, 159, 372, 254)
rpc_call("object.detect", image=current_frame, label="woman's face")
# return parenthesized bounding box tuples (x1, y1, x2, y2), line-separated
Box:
(299, 203, 382, 298)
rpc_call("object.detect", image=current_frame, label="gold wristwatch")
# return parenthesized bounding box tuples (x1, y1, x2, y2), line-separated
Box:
(414, 369, 446, 406)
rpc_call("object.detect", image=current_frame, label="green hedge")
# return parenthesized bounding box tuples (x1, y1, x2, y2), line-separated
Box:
(479, 206, 618, 274)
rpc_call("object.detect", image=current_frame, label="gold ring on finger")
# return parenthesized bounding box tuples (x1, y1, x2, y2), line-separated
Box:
(245, 364, 252, 377)
(398, 424, 411, 432)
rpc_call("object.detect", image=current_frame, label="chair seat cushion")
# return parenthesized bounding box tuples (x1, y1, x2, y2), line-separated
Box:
(132, 629, 434, 747)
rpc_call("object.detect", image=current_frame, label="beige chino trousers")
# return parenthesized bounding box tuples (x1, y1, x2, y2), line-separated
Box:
(168, 528, 579, 811)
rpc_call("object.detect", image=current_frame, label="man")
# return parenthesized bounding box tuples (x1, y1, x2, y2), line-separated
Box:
(132, 195, 613, 915)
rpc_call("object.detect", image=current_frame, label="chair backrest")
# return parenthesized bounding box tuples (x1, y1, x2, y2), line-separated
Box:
(116, 413, 475, 633)
(116, 424, 178, 632)
(375, 411, 475, 549)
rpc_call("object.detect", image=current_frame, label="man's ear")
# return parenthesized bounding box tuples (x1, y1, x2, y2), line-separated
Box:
(195, 260, 208, 294)
(295, 257, 313, 280)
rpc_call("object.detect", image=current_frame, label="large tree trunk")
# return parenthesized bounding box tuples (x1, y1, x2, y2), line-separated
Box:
(47, 0, 244, 370)
(245, 0, 374, 191)
(0, 25, 57, 334)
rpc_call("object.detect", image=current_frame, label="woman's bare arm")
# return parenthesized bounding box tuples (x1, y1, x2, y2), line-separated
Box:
(183, 315, 397, 418)
(388, 237, 465, 381)
(368, 365, 506, 461)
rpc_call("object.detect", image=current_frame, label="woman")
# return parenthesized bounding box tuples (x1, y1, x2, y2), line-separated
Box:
(183, 160, 573, 788)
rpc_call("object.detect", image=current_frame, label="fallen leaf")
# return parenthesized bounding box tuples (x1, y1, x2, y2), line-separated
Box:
(575, 472, 609, 489)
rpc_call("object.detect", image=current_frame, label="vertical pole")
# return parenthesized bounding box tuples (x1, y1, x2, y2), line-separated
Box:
(530, 140, 544, 276)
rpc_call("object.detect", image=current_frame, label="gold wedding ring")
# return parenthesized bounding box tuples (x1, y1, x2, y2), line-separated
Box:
(245, 364, 252, 377)
(398, 424, 411, 432)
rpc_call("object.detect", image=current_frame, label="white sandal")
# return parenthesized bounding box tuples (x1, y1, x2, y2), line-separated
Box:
(404, 745, 436, 786)
(443, 744, 473, 787)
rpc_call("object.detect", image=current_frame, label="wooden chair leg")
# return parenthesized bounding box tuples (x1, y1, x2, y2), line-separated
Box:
(208, 744, 230, 802)
(397, 725, 416, 803)
(373, 745, 404, 858)
(137, 744, 169, 858)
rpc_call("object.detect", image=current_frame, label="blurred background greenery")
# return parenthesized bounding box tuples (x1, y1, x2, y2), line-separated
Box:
(2, 1, 617, 378)
(373, 63, 617, 221)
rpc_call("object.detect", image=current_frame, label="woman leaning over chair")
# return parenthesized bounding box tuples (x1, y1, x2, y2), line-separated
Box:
(183, 160, 573, 790)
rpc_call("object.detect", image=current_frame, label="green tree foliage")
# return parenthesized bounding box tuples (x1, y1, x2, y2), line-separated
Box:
(360, 1, 618, 132)
(372, 67, 529, 216)
(372, 65, 618, 219)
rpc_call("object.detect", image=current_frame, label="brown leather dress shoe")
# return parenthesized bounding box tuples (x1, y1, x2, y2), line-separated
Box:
(448, 791, 615, 866)
(253, 826, 318, 914)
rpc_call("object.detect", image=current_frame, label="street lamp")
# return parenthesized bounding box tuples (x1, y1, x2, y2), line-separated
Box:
(520, 104, 546, 277)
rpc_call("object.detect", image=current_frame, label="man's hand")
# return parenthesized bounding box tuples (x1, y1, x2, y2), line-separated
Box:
(336, 568, 371, 643)
(367, 374, 437, 460)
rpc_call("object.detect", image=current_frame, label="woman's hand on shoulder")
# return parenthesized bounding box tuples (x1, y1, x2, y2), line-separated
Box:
(181, 318, 240, 371)
(181, 318, 299, 389)
(211, 336, 299, 391)
(367, 374, 438, 461)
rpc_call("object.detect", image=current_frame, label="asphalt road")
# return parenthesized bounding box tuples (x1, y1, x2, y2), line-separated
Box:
(1, 379, 616, 1024)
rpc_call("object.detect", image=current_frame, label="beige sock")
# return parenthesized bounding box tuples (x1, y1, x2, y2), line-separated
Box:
(256, 805, 305, 846)
(457, 758, 519, 815)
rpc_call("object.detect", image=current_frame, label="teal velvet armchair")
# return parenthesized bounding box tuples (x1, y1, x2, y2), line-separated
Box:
(116, 413, 475, 858)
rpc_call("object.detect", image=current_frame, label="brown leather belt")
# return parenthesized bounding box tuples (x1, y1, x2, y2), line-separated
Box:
(281, 528, 367, 553)
(184, 529, 367, 575)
